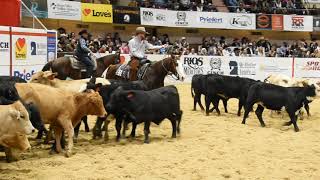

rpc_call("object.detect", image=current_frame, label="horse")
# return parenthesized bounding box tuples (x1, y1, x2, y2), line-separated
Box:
(104, 54, 185, 90)
(92, 54, 186, 140)
(42, 53, 120, 80)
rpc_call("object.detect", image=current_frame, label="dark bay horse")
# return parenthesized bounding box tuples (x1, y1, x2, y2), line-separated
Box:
(105, 55, 185, 90)
(42, 53, 120, 80)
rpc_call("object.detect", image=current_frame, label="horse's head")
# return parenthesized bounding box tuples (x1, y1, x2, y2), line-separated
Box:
(163, 55, 185, 82)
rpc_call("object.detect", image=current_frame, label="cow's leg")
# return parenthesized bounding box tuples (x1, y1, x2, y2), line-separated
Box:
(198, 94, 205, 111)
(255, 105, 266, 127)
(289, 112, 299, 132)
(223, 99, 228, 113)
(213, 97, 221, 116)
(104, 120, 110, 142)
(82, 116, 90, 132)
(93, 117, 105, 139)
(130, 122, 137, 138)
(144, 121, 151, 144)
(53, 126, 63, 153)
(193, 94, 197, 111)
(74, 121, 81, 142)
(242, 103, 254, 124)
(237, 98, 243, 116)
(4, 148, 18, 163)
(205, 95, 211, 116)
(305, 102, 310, 117)
(176, 110, 183, 134)
(62, 121, 74, 157)
(115, 117, 122, 142)
(122, 120, 129, 138)
(170, 117, 177, 138)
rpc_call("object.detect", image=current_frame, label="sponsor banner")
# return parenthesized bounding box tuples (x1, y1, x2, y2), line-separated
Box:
(313, 17, 320, 31)
(294, 58, 320, 78)
(308, 0, 320, 3)
(256, 14, 271, 30)
(226, 13, 256, 30)
(284, 15, 313, 32)
(141, 8, 175, 27)
(47, 0, 81, 20)
(11, 27, 48, 80)
(21, 0, 48, 18)
(272, 15, 284, 30)
(0, 26, 10, 76)
(113, 6, 140, 24)
(195, 11, 226, 29)
(81, 3, 113, 23)
(47, 31, 57, 62)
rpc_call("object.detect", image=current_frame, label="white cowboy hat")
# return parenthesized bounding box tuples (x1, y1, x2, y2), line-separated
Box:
(135, 27, 149, 35)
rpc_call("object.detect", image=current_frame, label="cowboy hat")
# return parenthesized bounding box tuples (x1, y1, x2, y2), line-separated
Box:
(79, 29, 88, 36)
(135, 27, 149, 35)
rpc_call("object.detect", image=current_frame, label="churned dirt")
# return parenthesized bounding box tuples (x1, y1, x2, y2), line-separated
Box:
(1, 84, 320, 180)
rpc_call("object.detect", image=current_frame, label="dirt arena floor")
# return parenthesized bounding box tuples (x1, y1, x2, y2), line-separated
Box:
(1, 84, 320, 179)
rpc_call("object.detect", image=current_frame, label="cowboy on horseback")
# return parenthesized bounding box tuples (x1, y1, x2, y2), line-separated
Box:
(75, 29, 95, 78)
(128, 27, 167, 81)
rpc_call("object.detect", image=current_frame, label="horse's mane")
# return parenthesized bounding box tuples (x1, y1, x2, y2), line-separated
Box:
(96, 53, 117, 62)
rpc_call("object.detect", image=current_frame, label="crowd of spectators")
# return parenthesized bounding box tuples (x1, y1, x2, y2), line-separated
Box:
(57, 28, 320, 58)
(226, 0, 312, 15)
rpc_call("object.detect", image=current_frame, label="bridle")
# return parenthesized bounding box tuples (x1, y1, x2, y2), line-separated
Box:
(161, 58, 180, 80)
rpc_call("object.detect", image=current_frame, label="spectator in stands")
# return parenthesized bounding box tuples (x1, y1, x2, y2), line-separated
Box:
(66, 39, 77, 52)
(180, 37, 189, 49)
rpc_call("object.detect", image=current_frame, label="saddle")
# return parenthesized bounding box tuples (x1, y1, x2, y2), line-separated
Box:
(115, 62, 150, 80)
(69, 55, 97, 72)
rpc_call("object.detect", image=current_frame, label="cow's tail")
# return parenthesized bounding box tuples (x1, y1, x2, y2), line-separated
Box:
(191, 84, 195, 98)
(42, 61, 53, 71)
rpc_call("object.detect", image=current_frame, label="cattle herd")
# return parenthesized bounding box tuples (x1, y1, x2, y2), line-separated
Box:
(0, 70, 319, 163)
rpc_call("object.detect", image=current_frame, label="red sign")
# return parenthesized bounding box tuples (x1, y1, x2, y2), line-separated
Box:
(272, 15, 283, 31)
(0, 0, 21, 27)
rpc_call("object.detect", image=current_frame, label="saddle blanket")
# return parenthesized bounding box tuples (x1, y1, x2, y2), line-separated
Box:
(70, 55, 97, 72)
(115, 64, 130, 79)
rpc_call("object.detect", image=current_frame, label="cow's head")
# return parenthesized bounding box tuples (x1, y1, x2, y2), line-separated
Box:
(106, 87, 129, 114)
(0, 133, 31, 151)
(30, 71, 58, 85)
(11, 101, 35, 135)
(76, 91, 107, 118)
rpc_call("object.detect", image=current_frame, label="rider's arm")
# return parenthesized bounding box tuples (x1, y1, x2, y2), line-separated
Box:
(79, 38, 91, 53)
(128, 39, 144, 59)
(145, 41, 163, 50)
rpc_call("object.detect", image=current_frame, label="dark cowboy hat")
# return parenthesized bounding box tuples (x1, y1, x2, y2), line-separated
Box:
(79, 29, 89, 36)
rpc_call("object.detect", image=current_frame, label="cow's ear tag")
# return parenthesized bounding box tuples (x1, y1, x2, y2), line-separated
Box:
(127, 92, 134, 99)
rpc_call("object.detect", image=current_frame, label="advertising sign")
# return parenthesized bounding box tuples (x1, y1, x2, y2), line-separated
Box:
(81, 3, 113, 23)
(21, 0, 48, 18)
(11, 27, 48, 81)
(272, 15, 284, 30)
(0, 26, 10, 76)
(226, 13, 256, 30)
(113, 6, 140, 24)
(47, 31, 57, 62)
(284, 15, 313, 32)
(294, 58, 320, 78)
(47, 0, 81, 20)
(256, 14, 272, 30)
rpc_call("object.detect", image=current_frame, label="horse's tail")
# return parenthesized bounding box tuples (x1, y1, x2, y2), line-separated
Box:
(42, 61, 53, 71)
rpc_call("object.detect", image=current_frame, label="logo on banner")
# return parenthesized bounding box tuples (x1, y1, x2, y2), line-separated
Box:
(183, 57, 204, 75)
(291, 16, 304, 30)
(0, 42, 9, 52)
(175, 12, 188, 26)
(142, 11, 153, 22)
(230, 15, 252, 28)
(272, 15, 284, 30)
(229, 61, 256, 76)
(303, 61, 320, 71)
(81, 3, 113, 23)
(123, 14, 130, 23)
(15, 38, 27, 60)
(207, 57, 224, 75)
(256, 15, 271, 29)
(199, 17, 223, 24)
(156, 14, 166, 21)
(14, 70, 35, 81)
(30, 41, 47, 55)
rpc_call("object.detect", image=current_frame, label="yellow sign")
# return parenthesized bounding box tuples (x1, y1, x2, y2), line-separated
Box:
(81, 3, 113, 23)
(15, 38, 27, 60)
